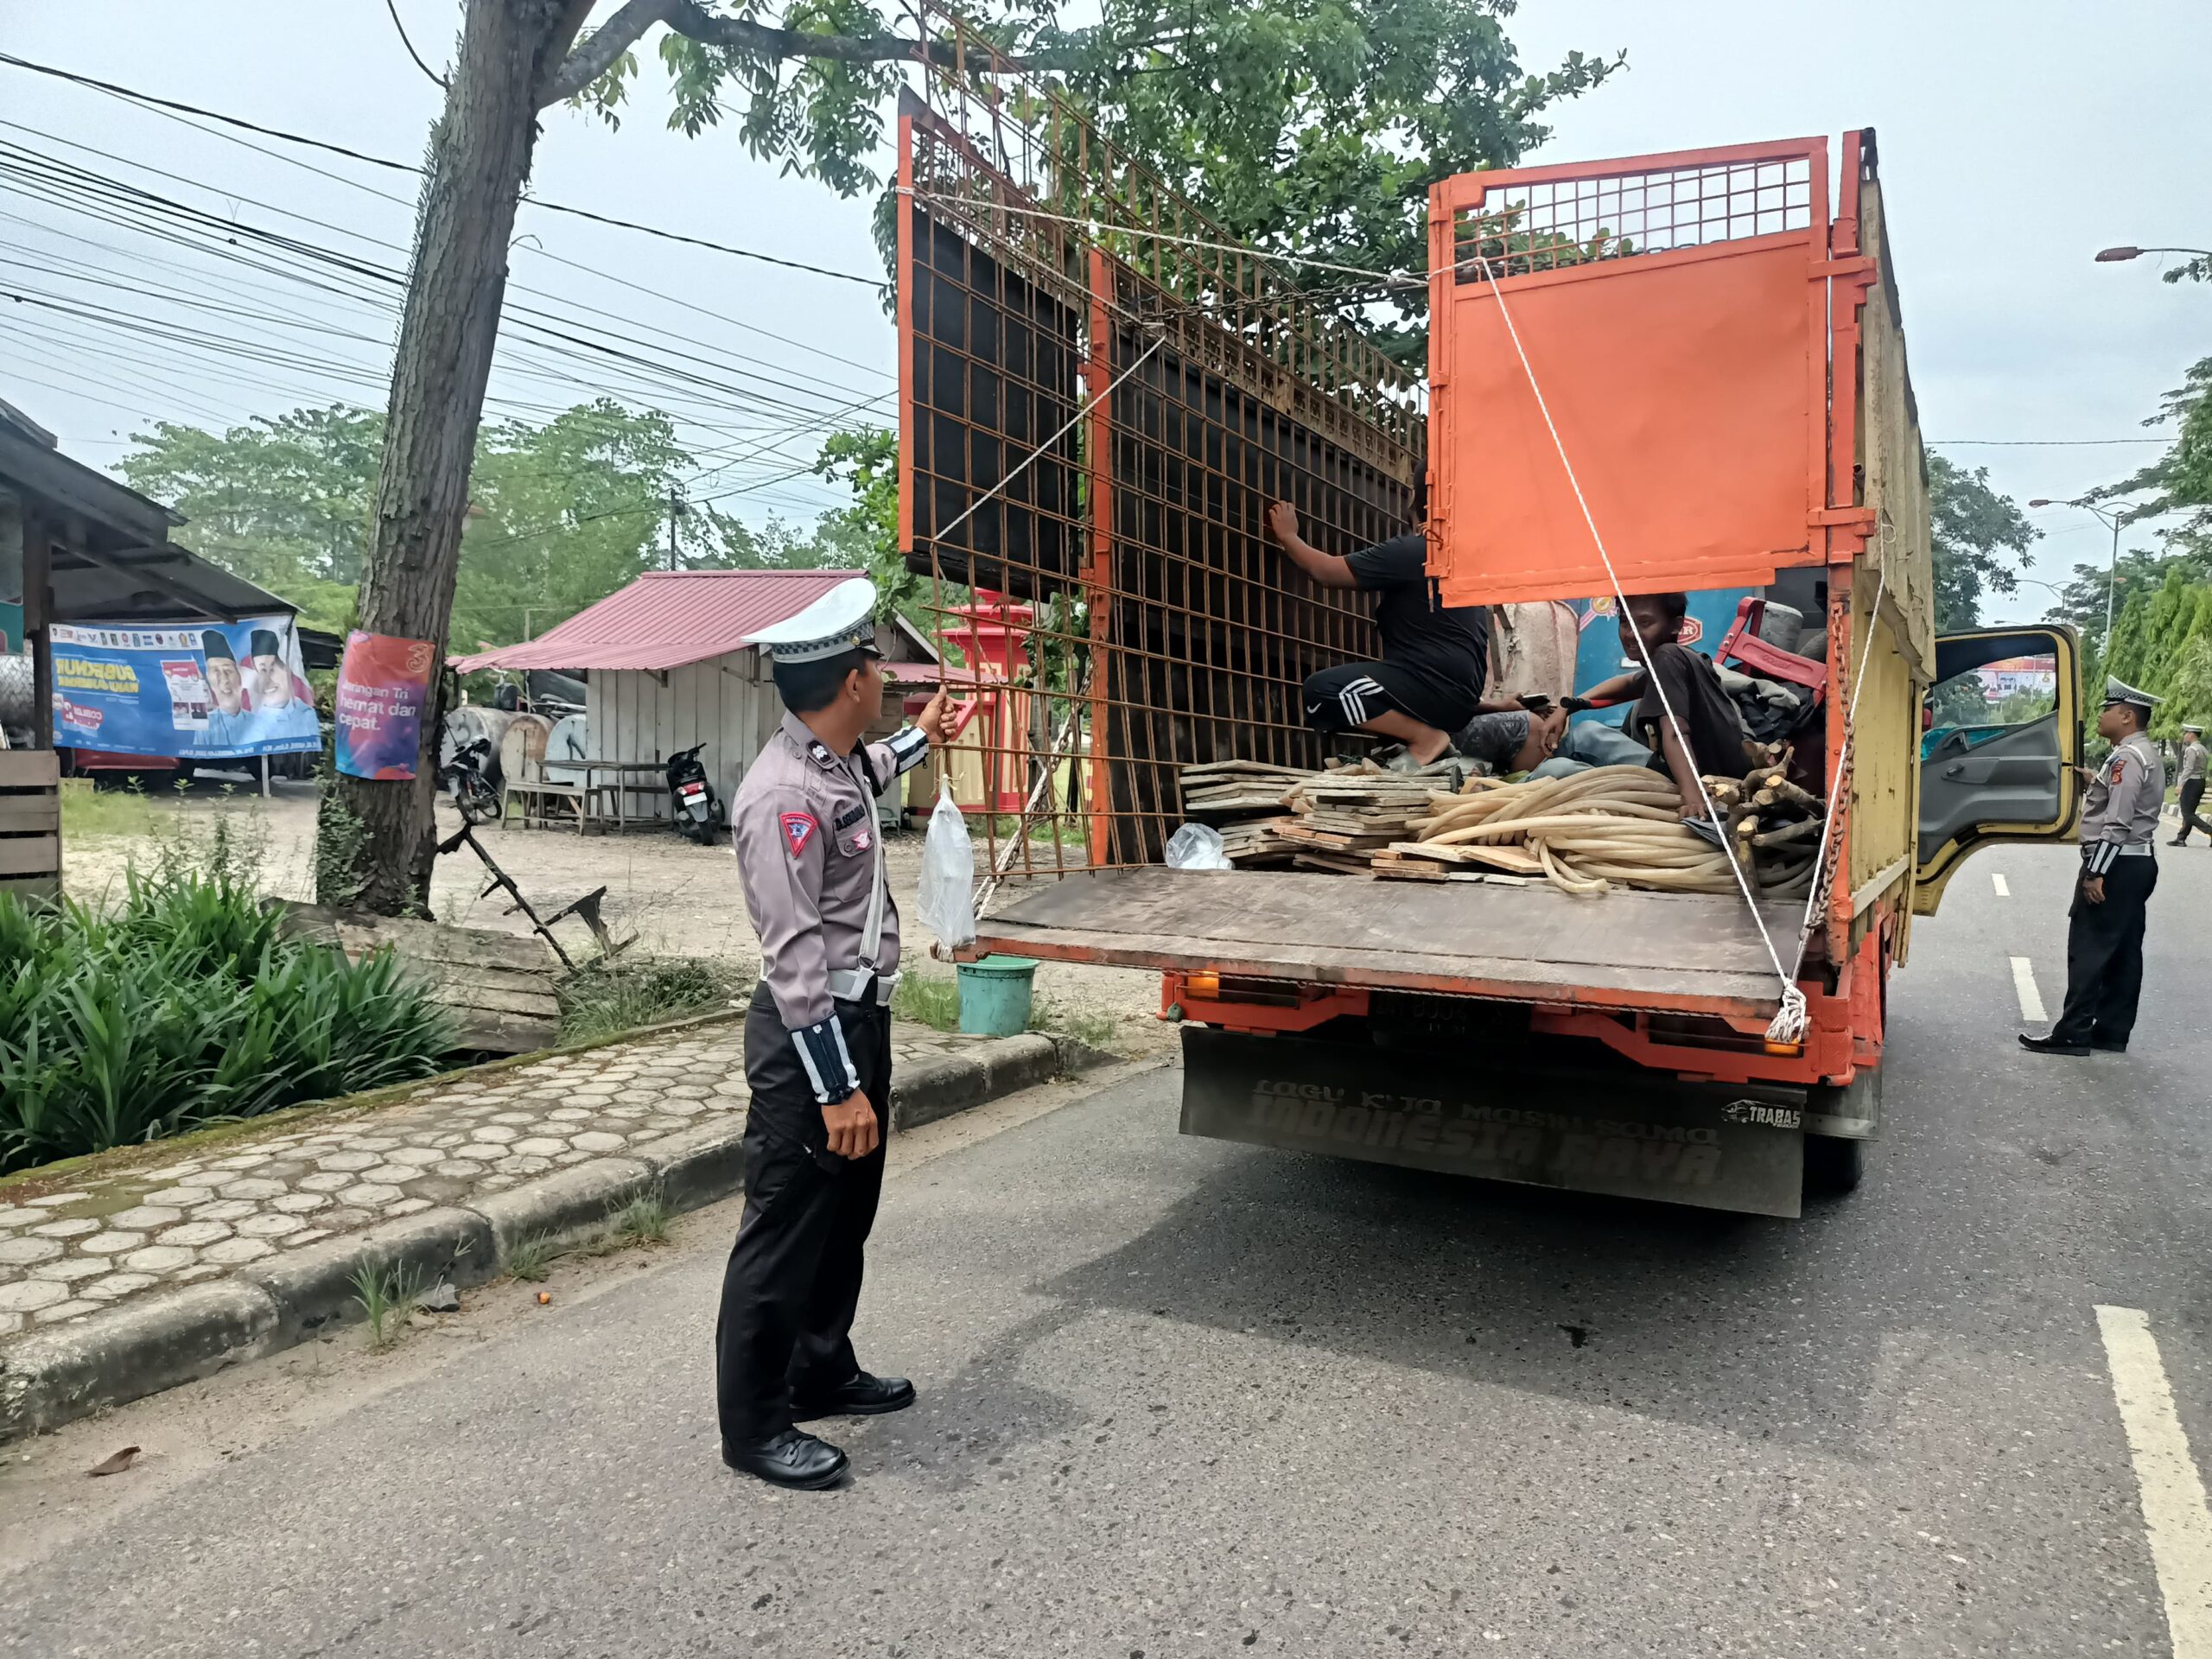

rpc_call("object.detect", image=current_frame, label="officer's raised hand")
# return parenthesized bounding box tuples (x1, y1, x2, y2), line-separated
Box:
(915, 689, 954, 748)
(823, 1089, 880, 1159)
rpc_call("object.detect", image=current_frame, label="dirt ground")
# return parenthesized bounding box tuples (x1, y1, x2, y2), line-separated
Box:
(60, 778, 1171, 1055)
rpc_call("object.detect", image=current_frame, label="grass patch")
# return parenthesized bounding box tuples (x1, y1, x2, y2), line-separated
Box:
(506, 1233, 555, 1282)
(351, 1257, 432, 1350)
(893, 972, 962, 1033)
(1043, 1007, 1119, 1050)
(557, 955, 743, 1044)
(612, 1187, 672, 1246)
(985, 813, 1090, 849)
(58, 778, 161, 840)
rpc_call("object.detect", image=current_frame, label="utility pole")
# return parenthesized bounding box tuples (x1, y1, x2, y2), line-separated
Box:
(667, 486, 684, 571)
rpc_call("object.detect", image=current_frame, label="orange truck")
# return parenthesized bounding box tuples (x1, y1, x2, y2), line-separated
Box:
(962, 131, 2085, 1217)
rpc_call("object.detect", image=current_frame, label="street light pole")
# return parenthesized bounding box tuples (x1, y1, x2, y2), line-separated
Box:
(2027, 496, 2131, 652)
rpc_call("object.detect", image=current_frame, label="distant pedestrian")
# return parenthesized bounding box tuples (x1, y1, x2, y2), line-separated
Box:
(2021, 678, 2165, 1057)
(2170, 721, 2209, 846)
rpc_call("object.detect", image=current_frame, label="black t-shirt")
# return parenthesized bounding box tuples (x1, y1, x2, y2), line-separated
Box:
(1630, 643, 1753, 779)
(1344, 533, 1490, 712)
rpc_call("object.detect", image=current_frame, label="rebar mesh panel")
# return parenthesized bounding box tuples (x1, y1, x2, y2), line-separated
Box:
(1098, 299, 1408, 865)
(906, 207, 1084, 599)
(899, 8, 1425, 878)
(1453, 157, 1814, 282)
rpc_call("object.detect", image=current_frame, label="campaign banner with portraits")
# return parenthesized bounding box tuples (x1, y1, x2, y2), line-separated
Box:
(48, 614, 322, 759)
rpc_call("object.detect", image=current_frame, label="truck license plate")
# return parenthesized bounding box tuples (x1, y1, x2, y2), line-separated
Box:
(1179, 1027, 1806, 1217)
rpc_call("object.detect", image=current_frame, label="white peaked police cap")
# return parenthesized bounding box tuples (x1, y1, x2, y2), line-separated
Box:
(751, 577, 882, 664)
(2103, 676, 2161, 711)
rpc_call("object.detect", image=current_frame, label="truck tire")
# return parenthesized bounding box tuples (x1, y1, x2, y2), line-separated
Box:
(1802, 1133, 1864, 1198)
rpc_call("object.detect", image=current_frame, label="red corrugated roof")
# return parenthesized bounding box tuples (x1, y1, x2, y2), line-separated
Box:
(451, 569, 874, 673)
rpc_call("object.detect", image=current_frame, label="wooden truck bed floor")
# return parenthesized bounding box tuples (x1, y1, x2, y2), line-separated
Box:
(974, 868, 1799, 1019)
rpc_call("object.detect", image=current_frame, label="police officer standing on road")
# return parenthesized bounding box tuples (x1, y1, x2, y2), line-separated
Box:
(2021, 678, 2165, 1058)
(718, 577, 952, 1489)
(2170, 721, 2209, 846)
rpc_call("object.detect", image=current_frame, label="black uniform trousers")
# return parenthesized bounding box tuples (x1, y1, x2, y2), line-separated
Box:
(2175, 778, 2209, 843)
(2050, 855, 2158, 1046)
(715, 982, 893, 1445)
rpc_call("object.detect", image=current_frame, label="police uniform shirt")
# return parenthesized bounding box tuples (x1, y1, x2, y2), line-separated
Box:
(2081, 729, 2165, 876)
(2179, 737, 2208, 786)
(731, 711, 929, 1101)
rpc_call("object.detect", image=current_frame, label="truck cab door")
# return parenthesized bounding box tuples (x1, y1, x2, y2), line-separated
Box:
(1913, 626, 2082, 916)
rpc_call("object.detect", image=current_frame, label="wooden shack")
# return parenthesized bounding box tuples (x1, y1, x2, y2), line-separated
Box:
(452, 569, 942, 825)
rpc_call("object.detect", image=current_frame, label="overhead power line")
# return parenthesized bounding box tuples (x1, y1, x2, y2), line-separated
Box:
(1929, 437, 2166, 448)
(0, 50, 887, 290)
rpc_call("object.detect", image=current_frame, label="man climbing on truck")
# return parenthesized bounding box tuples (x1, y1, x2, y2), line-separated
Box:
(1264, 500, 1509, 766)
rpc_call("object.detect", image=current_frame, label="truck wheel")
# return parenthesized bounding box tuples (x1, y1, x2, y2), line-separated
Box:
(1803, 1133, 1865, 1198)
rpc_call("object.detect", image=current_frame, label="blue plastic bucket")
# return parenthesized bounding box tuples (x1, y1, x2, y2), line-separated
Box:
(957, 955, 1038, 1037)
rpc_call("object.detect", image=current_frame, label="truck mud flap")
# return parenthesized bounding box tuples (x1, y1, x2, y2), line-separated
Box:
(1179, 1027, 1806, 1218)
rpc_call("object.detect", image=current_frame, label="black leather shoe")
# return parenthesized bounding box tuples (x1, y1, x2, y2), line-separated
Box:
(2018, 1033, 2090, 1057)
(791, 1370, 917, 1420)
(722, 1428, 849, 1490)
(2091, 1036, 2129, 1053)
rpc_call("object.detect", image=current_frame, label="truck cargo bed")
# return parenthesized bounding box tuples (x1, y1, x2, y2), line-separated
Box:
(975, 869, 1800, 1018)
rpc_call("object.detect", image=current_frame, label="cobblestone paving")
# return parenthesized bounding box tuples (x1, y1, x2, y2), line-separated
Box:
(0, 1020, 993, 1338)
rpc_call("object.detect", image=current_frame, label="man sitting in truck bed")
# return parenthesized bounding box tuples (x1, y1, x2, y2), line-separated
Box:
(1568, 592, 1764, 817)
(1265, 500, 1513, 767)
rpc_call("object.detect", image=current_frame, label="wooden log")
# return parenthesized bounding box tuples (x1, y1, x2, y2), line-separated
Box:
(1751, 817, 1824, 849)
(1752, 776, 1824, 817)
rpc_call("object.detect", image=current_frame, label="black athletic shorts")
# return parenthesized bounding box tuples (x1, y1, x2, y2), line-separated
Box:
(1303, 660, 1480, 734)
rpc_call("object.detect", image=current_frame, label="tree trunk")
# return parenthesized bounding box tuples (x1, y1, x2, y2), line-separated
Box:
(316, 0, 588, 914)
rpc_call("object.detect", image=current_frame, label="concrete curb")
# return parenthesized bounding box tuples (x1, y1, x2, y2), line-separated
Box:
(0, 1032, 1102, 1443)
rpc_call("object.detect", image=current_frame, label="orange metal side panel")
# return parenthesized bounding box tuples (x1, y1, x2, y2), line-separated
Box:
(1426, 137, 1838, 608)
(1430, 240, 1819, 605)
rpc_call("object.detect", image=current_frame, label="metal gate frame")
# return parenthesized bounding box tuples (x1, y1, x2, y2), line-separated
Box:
(894, 6, 1425, 883)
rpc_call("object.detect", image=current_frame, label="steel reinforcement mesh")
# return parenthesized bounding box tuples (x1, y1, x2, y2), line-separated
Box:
(898, 24, 1424, 880)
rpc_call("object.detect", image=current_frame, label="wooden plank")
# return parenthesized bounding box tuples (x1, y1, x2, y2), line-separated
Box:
(0, 751, 60, 787)
(451, 1011, 562, 1055)
(975, 868, 1798, 1014)
(0, 872, 60, 901)
(0, 798, 61, 833)
(0, 836, 61, 876)
(276, 905, 560, 973)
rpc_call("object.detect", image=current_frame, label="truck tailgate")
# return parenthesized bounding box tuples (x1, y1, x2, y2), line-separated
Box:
(975, 869, 1798, 1018)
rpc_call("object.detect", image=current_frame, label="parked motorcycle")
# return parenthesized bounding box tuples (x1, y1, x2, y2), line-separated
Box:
(439, 735, 501, 826)
(666, 744, 722, 844)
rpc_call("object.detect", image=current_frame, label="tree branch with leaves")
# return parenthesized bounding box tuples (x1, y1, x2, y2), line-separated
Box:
(319, 0, 1620, 912)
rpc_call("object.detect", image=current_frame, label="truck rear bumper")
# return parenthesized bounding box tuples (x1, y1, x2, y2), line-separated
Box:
(1180, 1026, 1813, 1217)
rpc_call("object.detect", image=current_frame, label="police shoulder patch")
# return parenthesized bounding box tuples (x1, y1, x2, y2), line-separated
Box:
(780, 811, 817, 856)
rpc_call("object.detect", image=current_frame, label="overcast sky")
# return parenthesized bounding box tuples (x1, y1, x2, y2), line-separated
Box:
(4, 1, 2205, 624)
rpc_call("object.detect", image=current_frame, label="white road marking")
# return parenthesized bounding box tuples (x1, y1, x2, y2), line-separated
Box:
(2096, 1306, 2212, 1657)
(1993, 872, 2011, 897)
(2010, 956, 2047, 1022)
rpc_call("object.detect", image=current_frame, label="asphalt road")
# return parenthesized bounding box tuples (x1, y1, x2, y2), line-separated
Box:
(3, 840, 2209, 1658)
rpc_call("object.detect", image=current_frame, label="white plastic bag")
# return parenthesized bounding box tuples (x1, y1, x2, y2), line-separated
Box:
(916, 782, 977, 950)
(1165, 822, 1232, 870)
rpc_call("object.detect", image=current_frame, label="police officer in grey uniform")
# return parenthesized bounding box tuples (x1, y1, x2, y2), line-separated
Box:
(2021, 678, 2165, 1057)
(2171, 722, 2209, 846)
(718, 578, 950, 1488)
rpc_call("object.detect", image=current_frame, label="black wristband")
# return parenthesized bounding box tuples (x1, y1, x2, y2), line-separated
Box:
(789, 1018, 858, 1103)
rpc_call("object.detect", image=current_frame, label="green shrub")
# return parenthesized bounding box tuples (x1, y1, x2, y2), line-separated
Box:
(0, 870, 453, 1174)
